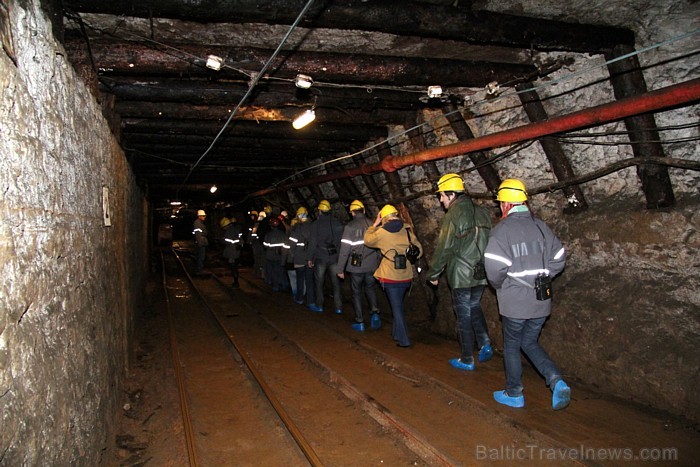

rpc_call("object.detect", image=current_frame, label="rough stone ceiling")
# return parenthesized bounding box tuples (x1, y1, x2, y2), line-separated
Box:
(60, 0, 642, 208)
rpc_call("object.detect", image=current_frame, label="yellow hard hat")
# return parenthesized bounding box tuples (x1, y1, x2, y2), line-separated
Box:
(349, 200, 365, 211)
(219, 217, 231, 228)
(496, 178, 529, 202)
(436, 173, 465, 193)
(197, 209, 206, 216)
(249, 210, 258, 217)
(379, 204, 398, 218)
(296, 206, 308, 216)
(318, 200, 331, 212)
(263, 204, 272, 214)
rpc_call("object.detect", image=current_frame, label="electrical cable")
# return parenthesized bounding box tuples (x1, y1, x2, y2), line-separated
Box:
(178, 0, 317, 189)
(63, 10, 699, 202)
(266, 28, 700, 192)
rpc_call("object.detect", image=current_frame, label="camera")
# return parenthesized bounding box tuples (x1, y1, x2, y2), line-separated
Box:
(393, 254, 407, 269)
(535, 273, 552, 301)
(405, 244, 420, 264)
(350, 253, 363, 267)
(473, 260, 486, 280)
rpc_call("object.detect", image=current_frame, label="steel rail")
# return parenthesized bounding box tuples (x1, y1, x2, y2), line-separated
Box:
(170, 249, 323, 467)
(160, 250, 199, 467)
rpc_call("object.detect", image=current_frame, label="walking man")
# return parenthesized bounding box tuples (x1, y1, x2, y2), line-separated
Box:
(485, 178, 570, 410)
(307, 200, 344, 313)
(192, 209, 208, 274)
(337, 200, 381, 331)
(427, 173, 494, 371)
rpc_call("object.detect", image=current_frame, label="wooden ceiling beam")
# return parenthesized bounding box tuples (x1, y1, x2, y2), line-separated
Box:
(63, 0, 633, 52)
(120, 119, 388, 140)
(114, 101, 417, 126)
(65, 37, 538, 87)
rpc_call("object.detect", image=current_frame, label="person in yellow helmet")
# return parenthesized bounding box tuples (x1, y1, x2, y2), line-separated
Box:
(222, 215, 243, 288)
(192, 209, 208, 274)
(485, 178, 570, 410)
(337, 200, 381, 331)
(307, 200, 344, 313)
(287, 206, 315, 306)
(364, 204, 423, 347)
(427, 173, 494, 372)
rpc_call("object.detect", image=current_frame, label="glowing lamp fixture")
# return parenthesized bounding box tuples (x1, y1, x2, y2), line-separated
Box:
(486, 81, 501, 96)
(206, 54, 223, 71)
(292, 109, 316, 129)
(170, 200, 182, 206)
(427, 85, 443, 98)
(295, 74, 314, 89)
(210, 185, 218, 193)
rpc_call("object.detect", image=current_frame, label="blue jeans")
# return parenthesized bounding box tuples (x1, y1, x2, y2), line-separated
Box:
(195, 245, 206, 272)
(287, 268, 297, 295)
(267, 261, 287, 291)
(313, 257, 343, 309)
(502, 316, 562, 397)
(382, 281, 411, 346)
(452, 286, 490, 364)
(350, 272, 379, 323)
(295, 265, 314, 304)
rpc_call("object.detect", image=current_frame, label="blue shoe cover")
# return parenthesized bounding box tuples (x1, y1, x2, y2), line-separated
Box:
(552, 380, 571, 410)
(334, 308, 343, 315)
(493, 390, 525, 408)
(351, 322, 365, 332)
(449, 358, 475, 371)
(307, 304, 323, 313)
(478, 344, 494, 363)
(370, 313, 381, 330)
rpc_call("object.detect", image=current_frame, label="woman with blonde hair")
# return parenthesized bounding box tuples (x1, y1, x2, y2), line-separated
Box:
(364, 205, 422, 347)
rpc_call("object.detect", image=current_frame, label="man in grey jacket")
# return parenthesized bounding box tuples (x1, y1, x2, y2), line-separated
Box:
(337, 200, 381, 331)
(484, 179, 570, 410)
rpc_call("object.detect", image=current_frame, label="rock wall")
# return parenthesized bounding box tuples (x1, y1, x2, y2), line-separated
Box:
(400, 1, 699, 421)
(0, 0, 147, 464)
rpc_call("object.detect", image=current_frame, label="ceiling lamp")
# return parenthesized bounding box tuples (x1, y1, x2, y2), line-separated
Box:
(206, 54, 223, 71)
(486, 81, 501, 96)
(170, 200, 182, 206)
(295, 74, 314, 89)
(210, 185, 218, 193)
(427, 85, 443, 98)
(292, 109, 316, 130)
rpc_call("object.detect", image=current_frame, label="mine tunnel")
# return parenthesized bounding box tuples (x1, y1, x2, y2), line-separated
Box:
(1, 0, 699, 464)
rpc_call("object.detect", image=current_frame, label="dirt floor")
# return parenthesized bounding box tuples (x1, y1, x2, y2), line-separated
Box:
(105, 258, 700, 466)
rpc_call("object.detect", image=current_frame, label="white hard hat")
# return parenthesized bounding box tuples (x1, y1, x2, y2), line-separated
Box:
(197, 210, 206, 216)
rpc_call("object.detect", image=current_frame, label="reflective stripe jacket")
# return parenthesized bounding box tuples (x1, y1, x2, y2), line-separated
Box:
(484, 209, 566, 319)
(337, 212, 380, 274)
(287, 220, 313, 266)
(223, 222, 243, 262)
(192, 218, 208, 247)
(426, 195, 492, 288)
(263, 227, 289, 265)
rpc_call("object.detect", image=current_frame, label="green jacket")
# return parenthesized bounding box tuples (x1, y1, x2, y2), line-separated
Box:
(427, 195, 492, 288)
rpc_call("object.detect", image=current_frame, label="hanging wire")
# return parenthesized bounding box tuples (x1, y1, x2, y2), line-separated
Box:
(179, 0, 318, 189)
(265, 28, 700, 192)
(64, 11, 699, 200)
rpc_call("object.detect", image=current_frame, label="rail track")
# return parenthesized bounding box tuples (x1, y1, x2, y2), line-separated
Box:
(160, 246, 588, 466)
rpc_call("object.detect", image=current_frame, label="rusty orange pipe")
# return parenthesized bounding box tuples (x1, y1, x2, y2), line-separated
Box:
(252, 77, 700, 197)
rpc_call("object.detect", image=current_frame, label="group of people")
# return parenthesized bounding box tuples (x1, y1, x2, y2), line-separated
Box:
(193, 173, 571, 411)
